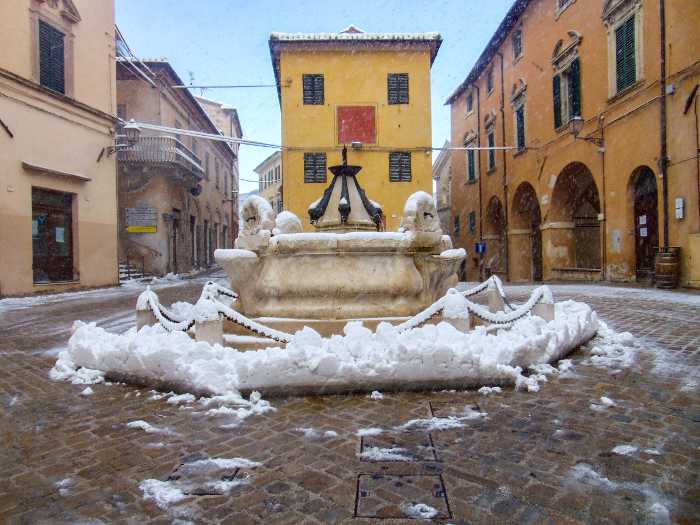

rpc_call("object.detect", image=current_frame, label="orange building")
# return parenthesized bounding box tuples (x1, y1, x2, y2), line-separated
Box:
(447, 0, 700, 287)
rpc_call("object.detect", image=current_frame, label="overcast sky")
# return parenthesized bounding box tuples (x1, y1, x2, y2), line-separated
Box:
(116, 0, 512, 193)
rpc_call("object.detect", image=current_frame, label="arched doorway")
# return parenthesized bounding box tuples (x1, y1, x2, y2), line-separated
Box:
(512, 182, 542, 281)
(549, 162, 601, 273)
(484, 196, 506, 278)
(630, 167, 659, 281)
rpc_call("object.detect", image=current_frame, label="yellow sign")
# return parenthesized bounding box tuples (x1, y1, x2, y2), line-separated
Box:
(127, 225, 157, 233)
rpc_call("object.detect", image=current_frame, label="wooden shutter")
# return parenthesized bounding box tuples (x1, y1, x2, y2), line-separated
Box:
(389, 152, 411, 182)
(487, 132, 495, 169)
(39, 21, 65, 94)
(467, 149, 475, 181)
(553, 74, 562, 128)
(568, 57, 581, 117)
(303, 74, 324, 105)
(615, 17, 636, 93)
(304, 153, 326, 183)
(388, 74, 409, 104)
(516, 107, 525, 150)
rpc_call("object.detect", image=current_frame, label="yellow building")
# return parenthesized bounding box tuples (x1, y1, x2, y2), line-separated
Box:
(0, 0, 118, 296)
(447, 0, 700, 288)
(269, 26, 441, 231)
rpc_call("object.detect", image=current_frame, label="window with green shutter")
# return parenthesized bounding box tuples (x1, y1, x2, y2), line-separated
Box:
(454, 216, 460, 236)
(467, 148, 476, 182)
(302, 74, 324, 105)
(468, 211, 476, 233)
(304, 153, 327, 183)
(39, 20, 65, 94)
(553, 74, 562, 128)
(568, 57, 581, 117)
(553, 57, 581, 129)
(388, 73, 409, 104)
(516, 106, 526, 151)
(615, 16, 636, 93)
(487, 130, 496, 170)
(389, 152, 411, 182)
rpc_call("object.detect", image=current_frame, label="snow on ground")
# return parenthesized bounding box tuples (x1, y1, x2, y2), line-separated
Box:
(612, 444, 639, 456)
(591, 395, 617, 412)
(569, 463, 672, 524)
(55, 478, 74, 497)
(369, 390, 384, 400)
(478, 386, 502, 395)
(126, 420, 177, 436)
(395, 408, 486, 432)
(295, 428, 338, 439)
(401, 502, 439, 519)
(357, 427, 384, 437)
(359, 446, 412, 461)
(51, 300, 597, 397)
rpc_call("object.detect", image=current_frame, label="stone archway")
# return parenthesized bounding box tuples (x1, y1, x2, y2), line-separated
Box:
(484, 196, 507, 277)
(548, 162, 601, 277)
(511, 182, 542, 281)
(629, 166, 659, 282)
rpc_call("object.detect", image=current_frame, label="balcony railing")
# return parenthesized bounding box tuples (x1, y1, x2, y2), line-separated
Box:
(117, 135, 204, 179)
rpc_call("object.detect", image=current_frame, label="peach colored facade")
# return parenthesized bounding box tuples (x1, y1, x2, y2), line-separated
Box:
(447, 0, 700, 287)
(254, 151, 283, 213)
(116, 61, 239, 276)
(0, 0, 118, 296)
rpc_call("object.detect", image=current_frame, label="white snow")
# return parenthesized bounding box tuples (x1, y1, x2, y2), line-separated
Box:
(55, 478, 74, 496)
(357, 427, 384, 437)
(600, 396, 616, 407)
(369, 390, 384, 400)
(586, 323, 637, 369)
(402, 502, 439, 519)
(612, 444, 638, 456)
(395, 408, 485, 432)
(478, 386, 502, 395)
(126, 420, 176, 435)
(359, 447, 412, 461)
(167, 393, 196, 405)
(272, 211, 302, 235)
(80, 387, 94, 396)
(51, 299, 597, 396)
(440, 248, 466, 259)
(644, 448, 661, 455)
(139, 479, 186, 509)
(296, 428, 337, 439)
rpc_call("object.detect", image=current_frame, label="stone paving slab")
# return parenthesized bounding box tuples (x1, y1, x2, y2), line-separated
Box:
(0, 278, 699, 523)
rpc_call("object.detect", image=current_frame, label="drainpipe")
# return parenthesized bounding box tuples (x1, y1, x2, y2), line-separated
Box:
(476, 85, 483, 245)
(600, 115, 607, 280)
(659, 0, 670, 247)
(496, 51, 510, 279)
(695, 89, 700, 226)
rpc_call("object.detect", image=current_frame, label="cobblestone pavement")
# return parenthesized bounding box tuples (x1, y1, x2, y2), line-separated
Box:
(1, 275, 699, 524)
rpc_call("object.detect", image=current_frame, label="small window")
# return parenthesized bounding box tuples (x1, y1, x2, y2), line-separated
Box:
(39, 20, 65, 94)
(512, 28, 523, 61)
(487, 130, 496, 170)
(466, 145, 477, 182)
(388, 73, 409, 104)
(304, 153, 327, 183)
(466, 93, 474, 113)
(615, 16, 636, 93)
(515, 105, 526, 151)
(389, 152, 411, 182)
(454, 216, 461, 236)
(302, 74, 324, 105)
(486, 69, 494, 94)
(215, 160, 220, 189)
(204, 152, 210, 180)
(468, 211, 477, 233)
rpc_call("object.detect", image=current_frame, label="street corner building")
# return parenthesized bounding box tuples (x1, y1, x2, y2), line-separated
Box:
(0, 0, 119, 297)
(116, 61, 241, 278)
(446, 0, 700, 288)
(269, 26, 441, 232)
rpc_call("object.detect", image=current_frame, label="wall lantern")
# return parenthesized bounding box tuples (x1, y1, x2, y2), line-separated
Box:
(123, 119, 141, 146)
(569, 116, 604, 148)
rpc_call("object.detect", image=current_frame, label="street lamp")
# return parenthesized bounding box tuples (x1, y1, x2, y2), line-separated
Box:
(569, 116, 604, 148)
(123, 119, 141, 146)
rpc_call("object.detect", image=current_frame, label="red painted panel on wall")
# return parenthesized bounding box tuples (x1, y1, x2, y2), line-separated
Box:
(337, 106, 376, 144)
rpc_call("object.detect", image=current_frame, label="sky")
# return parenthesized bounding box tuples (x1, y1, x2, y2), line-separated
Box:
(116, 0, 513, 194)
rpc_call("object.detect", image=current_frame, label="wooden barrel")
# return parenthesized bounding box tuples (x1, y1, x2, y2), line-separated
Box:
(655, 247, 680, 289)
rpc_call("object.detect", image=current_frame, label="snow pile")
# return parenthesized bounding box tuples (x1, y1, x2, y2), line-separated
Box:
(357, 427, 383, 437)
(478, 386, 502, 395)
(359, 447, 412, 461)
(126, 420, 176, 436)
(296, 428, 338, 439)
(584, 322, 637, 370)
(272, 211, 302, 235)
(369, 390, 384, 400)
(612, 444, 638, 456)
(52, 300, 596, 396)
(395, 408, 485, 432)
(401, 502, 439, 519)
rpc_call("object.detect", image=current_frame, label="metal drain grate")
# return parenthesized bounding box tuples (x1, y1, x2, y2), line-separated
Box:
(354, 474, 452, 519)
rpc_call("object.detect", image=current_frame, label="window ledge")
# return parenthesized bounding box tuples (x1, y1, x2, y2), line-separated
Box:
(512, 148, 528, 158)
(607, 79, 645, 104)
(512, 54, 523, 67)
(486, 166, 497, 174)
(554, 0, 576, 20)
(466, 178, 478, 185)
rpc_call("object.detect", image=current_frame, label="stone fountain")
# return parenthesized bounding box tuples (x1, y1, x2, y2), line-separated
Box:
(215, 148, 465, 332)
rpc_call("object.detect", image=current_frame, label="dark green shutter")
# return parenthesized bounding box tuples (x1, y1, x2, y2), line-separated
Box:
(488, 132, 495, 169)
(568, 57, 581, 117)
(467, 149, 475, 181)
(553, 74, 562, 128)
(303, 74, 324, 105)
(388, 73, 409, 104)
(389, 152, 411, 181)
(615, 17, 636, 93)
(304, 153, 326, 182)
(516, 107, 525, 150)
(39, 20, 65, 94)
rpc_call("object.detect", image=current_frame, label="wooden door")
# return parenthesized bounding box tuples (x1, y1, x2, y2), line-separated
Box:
(634, 169, 659, 281)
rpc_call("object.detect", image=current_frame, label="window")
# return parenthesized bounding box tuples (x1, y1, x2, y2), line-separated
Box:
(224, 171, 228, 196)
(387, 73, 409, 104)
(388, 152, 411, 182)
(486, 69, 494, 94)
(487, 129, 496, 170)
(204, 152, 210, 180)
(515, 105, 526, 151)
(466, 93, 473, 113)
(454, 216, 460, 236)
(553, 57, 581, 128)
(615, 16, 636, 93)
(468, 211, 477, 233)
(39, 20, 65, 94)
(512, 28, 523, 61)
(302, 74, 324, 105)
(466, 143, 477, 182)
(304, 152, 327, 183)
(215, 160, 220, 189)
